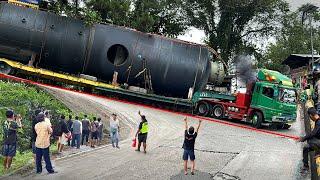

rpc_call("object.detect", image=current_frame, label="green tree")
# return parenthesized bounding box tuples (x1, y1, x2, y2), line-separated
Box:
(184, 0, 289, 61)
(260, 5, 320, 71)
(86, 0, 131, 25)
(130, 0, 188, 37)
(41, 0, 102, 26)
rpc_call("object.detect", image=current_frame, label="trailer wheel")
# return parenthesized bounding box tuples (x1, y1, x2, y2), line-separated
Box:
(0, 62, 12, 74)
(251, 111, 263, 129)
(196, 101, 211, 117)
(212, 105, 224, 119)
(282, 124, 291, 129)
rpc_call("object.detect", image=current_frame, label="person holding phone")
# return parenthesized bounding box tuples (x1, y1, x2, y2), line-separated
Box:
(2, 110, 22, 171)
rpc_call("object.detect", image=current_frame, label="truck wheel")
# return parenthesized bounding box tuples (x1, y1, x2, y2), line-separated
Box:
(251, 111, 263, 129)
(212, 105, 224, 119)
(196, 101, 211, 117)
(282, 124, 291, 129)
(0, 62, 12, 74)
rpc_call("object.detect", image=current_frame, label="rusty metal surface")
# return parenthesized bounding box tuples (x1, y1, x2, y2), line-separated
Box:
(0, 2, 215, 97)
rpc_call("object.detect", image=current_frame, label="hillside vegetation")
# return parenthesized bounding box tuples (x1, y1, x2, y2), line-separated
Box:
(0, 80, 70, 175)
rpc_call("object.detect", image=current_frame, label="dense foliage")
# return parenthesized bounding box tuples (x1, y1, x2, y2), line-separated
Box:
(41, 0, 189, 37)
(259, 5, 320, 71)
(39, 1, 320, 71)
(0, 80, 70, 153)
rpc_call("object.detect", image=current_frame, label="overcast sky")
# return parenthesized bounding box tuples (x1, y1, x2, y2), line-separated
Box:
(178, 0, 320, 44)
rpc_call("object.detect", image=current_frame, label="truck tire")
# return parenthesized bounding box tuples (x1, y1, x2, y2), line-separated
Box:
(196, 101, 211, 117)
(0, 62, 12, 74)
(251, 111, 263, 129)
(212, 105, 224, 119)
(282, 124, 291, 129)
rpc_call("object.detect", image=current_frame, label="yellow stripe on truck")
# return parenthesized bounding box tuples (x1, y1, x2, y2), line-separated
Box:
(0, 58, 117, 89)
(8, 0, 39, 9)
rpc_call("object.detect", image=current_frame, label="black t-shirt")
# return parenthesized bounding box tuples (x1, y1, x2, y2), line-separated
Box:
(302, 118, 320, 141)
(183, 130, 197, 150)
(67, 119, 73, 131)
(58, 120, 69, 136)
(3, 120, 19, 145)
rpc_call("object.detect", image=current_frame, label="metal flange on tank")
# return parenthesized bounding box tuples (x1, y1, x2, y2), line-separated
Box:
(208, 60, 225, 85)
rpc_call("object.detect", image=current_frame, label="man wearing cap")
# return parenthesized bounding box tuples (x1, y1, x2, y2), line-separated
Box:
(109, 113, 120, 148)
(35, 112, 56, 174)
(2, 110, 22, 170)
(298, 107, 320, 171)
(135, 111, 148, 153)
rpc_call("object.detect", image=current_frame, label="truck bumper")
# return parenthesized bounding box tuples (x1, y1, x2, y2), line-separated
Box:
(271, 115, 296, 124)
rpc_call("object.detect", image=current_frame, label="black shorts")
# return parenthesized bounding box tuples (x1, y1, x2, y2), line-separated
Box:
(91, 132, 98, 139)
(183, 149, 195, 161)
(138, 133, 147, 143)
(2, 144, 17, 157)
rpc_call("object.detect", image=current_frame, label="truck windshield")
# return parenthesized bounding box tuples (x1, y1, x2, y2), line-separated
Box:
(279, 88, 296, 104)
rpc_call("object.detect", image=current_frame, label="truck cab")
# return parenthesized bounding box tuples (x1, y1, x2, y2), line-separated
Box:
(249, 81, 296, 128)
(193, 69, 297, 129)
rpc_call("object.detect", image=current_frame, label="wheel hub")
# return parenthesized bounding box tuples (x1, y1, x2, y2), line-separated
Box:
(214, 108, 222, 116)
(199, 104, 207, 114)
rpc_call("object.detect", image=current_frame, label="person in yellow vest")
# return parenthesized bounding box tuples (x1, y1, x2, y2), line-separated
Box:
(135, 111, 148, 153)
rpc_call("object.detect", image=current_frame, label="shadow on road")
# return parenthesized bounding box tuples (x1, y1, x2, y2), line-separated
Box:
(170, 170, 212, 180)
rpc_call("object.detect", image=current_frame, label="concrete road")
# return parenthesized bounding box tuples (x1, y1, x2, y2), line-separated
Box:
(12, 87, 306, 180)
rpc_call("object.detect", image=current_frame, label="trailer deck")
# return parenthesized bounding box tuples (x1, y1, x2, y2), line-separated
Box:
(0, 58, 193, 109)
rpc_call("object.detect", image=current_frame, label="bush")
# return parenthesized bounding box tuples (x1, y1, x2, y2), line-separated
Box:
(0, 80, 70, 152)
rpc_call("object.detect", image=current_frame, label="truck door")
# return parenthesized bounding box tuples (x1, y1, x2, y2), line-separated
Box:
(259, 86, 276, 119)
(251, 84, 260, 105)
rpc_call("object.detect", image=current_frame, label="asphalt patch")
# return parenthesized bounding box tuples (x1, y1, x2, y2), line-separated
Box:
(170, 170, 212, 180)
(213, 172, 241, 180)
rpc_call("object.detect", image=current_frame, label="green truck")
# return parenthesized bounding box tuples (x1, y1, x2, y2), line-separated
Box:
(193, 69, 297, 128)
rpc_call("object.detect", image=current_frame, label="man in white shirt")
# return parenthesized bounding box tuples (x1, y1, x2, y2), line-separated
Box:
(44, 111, 51, 126)
(109, 113, 120, 148)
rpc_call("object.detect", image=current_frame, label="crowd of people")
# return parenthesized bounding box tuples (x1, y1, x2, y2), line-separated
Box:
(2, 108, 207, 176)
(2, 109, 109, 174)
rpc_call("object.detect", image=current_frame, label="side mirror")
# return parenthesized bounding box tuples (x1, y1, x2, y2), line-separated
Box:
(273, 89, 279, 98)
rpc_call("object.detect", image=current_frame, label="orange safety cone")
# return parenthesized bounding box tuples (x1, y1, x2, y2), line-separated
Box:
(132, 138, 137, 147)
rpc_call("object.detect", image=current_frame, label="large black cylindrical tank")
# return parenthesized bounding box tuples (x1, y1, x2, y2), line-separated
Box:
(0, 2, 219, 97)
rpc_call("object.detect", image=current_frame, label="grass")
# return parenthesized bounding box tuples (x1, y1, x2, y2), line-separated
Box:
(50, 143, 58, 154)
(0, 151, 33, 176)
(0, 143, 59, 176)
